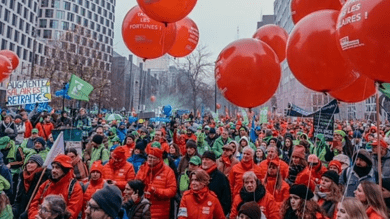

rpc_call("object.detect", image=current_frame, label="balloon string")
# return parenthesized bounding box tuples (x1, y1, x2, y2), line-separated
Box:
(301, 164, 313, 219)
(160, 25, 167, 56)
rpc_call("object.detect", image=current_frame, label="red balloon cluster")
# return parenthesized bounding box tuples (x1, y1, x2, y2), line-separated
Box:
(0, 50, 17, 83)
(123, 1, 199, 60)
(291, 0, 342, 24)
(253, 25, 289, 63)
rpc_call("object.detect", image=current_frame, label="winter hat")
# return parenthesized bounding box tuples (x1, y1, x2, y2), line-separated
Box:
(92, 135, 104, 145)
(202, 151, 216, 162)
(209, 128, 216, 134)
(307, 154, 319, 163)
(334, 130, 346, 138)
(292, 145, 306, 159)
(135, 140, 147, 151)
(353, 149, 373, 167)
(90, 160, 104, 175)
(31, 128, 39, 134)
(28, 154, 44, 167)
(290, 184, 314, 200)
(204, 125, 210, 130)
(322, 170, 339, 185)
(328, 160, 342, 173)
(148, 141, 163, 159)
(34, 137, 46, 148)
(333, 154, 350, 170)
(92, 185, 123, 219)
(258, 146, 266, 155)
(222, 144, 234, 151)
(186, 139, 197, 149)
(372, 139, 388, 149)
(52, 154, 73, 169)
(127, 134, 135, 141)
(189, 156, 202, 166)
(111, 136, 120, 143)
(238, 201, 261, 219)
(239, 126, 248, 132)
(0, 136, 10, 150)
(112, 146, 126, 158)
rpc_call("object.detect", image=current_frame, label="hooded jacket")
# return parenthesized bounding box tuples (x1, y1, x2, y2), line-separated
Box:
(173, 131, 197, 155)
(82, 161, 106, 218)
(229, 158, 263, 197)
(258, 157, 289, 180)
(310, 134, 328, 162)
(28, 157, 83, 219)
(123, 196, 151, 219)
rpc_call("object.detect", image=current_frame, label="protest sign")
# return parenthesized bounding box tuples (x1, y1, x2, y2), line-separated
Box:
(6, 79, 51, 106)
(313, 113, 334, 141)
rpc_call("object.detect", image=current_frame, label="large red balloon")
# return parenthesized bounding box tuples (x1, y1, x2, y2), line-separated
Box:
(168, 17, 199, 58)
(0, 50, 19, 70)
(215, 39, 281, 108)
(336, 0, 390, 83)
(253, 24, 288, 63)
(0, 55, 12, 82)
(137, 0, 197, 23)
(329, 74, 376, 103)
(122, 6, 177, 60)
(291, 0, 342, 24)
(287, 10, 357, 93)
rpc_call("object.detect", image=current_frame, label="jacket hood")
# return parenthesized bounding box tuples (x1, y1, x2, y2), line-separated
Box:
(352, 149, 373, 166)
(90, 160, 104, 175)
(0, 136, 10, 150)
(239, 136, 250, 145)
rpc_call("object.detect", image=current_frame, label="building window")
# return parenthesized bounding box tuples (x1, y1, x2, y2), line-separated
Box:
(12, 14, 17, 26)
(43, 30, 52, 39)
(50, 20, 58, 29)
(4, 9, 10, 22)
(23, 7, 28, 19)
(9, 42, 14, 51)
(80, 8, 85, 16)
(9, 0, 14, 9)
(29, 11, 34, 22)
(41, 0, 49, 7)
(91, 3, 95, 11)
(23, 49, 28, 60)
(25, 23, 30, 33)
(53, 0, 60, 8)
(39, 19, 47, 28)
(18, 19, 24, 30)
(67, 12, 74, 21)
(16, 46, 21, 57)
(27, 37, 31, 47)
(63, 1, 71, 10)
(14, 30, 19, 42)
(20, 34, 25, 46)
(85, 0, 89, 8)
(17, 3, 22, 14)
(56, 10, 65, 19)
(61, 21, 69, 30)
(76, 15, 81, 24)
(6, 26, 12, 39)
(83, 18, 88, 27)
(72, 4, 78, 13)
(1, 39, 7, 50)
(0, 22, 4, 35)
(45, 9, 53, 18)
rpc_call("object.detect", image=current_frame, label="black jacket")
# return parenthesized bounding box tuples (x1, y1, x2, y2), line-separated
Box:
(12, 169, 50, 219)
(208, 168, 232, 215)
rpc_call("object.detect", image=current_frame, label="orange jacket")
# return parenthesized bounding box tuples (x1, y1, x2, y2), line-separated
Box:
(295, 167, 317, 192)
(136, 162, 177, 219)
(264, 177, 290, 205)
(258, 158, 289, 179)
(82, 161, 105, 219)
(366, 206, 386, 219)
(173, 132, 197, 155)
(28, 170, 83, 219)
(145, 139, 170, 154)
(36, 122, 54, 140)
(24, 120, 33, 138)
(228, 161, 263, 197)
(230, 191, 280, 219)
(178, 189, 225, 219)
(103, 161, 135, 191)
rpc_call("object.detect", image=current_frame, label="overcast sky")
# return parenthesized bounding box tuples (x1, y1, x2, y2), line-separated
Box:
(113, 0, 275, 62)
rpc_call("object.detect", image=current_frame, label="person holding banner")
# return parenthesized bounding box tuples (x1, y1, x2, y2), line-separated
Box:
(28, 154, 83, 219)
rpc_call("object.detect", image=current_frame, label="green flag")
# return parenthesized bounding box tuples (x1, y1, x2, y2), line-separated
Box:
(380, 83, 390, 99)
(68, 74, 94, 101)
(260, 107, 268, 124)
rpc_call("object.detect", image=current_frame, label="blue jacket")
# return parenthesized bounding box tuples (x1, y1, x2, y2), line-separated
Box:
(340, 166, 376, 197)
(117, 128, 127, 143)
(127, 154, 146, 173)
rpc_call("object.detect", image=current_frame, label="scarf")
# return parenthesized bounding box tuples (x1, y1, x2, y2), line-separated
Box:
(72, 156, 88, 180)
(221, 155, 232, 167)
(354, 165, 372, 178)
(284, 208, 299, 219)
(238, 180, 266, 211)
(23, 167, 43, 191)
(205, 164, 217, 175)
(241, 159, 254, 170)
(192, 187, 209, 203)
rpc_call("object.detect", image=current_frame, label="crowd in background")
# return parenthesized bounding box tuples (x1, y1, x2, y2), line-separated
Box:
(0, 106, 388, 219)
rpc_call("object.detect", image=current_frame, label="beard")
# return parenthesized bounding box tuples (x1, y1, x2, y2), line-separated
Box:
(353, 165, 372, 178)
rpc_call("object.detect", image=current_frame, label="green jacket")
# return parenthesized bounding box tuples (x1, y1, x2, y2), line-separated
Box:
(310, 134, 328, 162)
(24, 148, 49, 165)
(2, 140, 24, 175)
(0, 205, 13, 219)
(212, 136, 232, 158)
(178, 169, 190, 194)
(0, 175, 10, 191)
(89, 144, 109, 169)
(196, 133, 212, 156)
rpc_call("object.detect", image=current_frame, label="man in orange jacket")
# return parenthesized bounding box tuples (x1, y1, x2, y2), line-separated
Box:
(174, 126, 197, 155)
(82, 161, 105, 219)
(36, 115, 54, 140)
(145, 130, 169, 153)
(28, 154, 83, 219)
(136, 142, 177, 219)
(258, 145, 289, 179)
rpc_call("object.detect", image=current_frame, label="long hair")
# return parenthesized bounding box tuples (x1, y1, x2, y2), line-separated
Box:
(361, 181, 388, 219)
(340, 197, 369, 219)
(263, 163, 282, 191)
(326, 181, 343, 202)
(280, 196, 326, 219)
(169, 143, 181, 158)
(44, 195, 71, 219)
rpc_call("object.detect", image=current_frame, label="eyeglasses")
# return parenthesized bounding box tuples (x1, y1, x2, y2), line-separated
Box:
(87, 202, 101, 212)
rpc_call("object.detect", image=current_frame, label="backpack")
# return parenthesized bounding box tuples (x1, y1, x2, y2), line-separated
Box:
(40, 178, 77, 202)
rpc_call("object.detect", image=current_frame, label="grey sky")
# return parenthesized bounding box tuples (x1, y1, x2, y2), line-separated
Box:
(113, 0, 275, 61)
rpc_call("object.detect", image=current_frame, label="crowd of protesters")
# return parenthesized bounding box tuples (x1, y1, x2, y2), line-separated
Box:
(0, 106, 388, 218)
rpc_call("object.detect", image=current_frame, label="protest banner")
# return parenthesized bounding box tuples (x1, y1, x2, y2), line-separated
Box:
(313, 113, 334, 141)
(6, 79, 51, 106)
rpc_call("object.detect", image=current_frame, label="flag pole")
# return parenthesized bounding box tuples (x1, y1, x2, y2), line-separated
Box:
(25, 166, 47, 211)
(376, 83, 382, 188)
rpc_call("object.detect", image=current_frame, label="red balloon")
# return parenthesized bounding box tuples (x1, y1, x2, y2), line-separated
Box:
(122, 6, 177, 60)
(137, 0, 197, 23)
(291, 0, 342, 24)
(336, 0, 390, 83)
(215, 39, 281, 108)
(168, 17, 199, 58)
(253, 24, 288, 63)
(0, 50, 19, 70)
(287, 10, 357, 93)
(216, 103, 221, 110)
(150, 95, 156, 103)
(329, 74, 376, 103)
(0, 56, 12, 82)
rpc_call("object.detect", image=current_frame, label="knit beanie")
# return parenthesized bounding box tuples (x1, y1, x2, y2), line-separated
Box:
(186, 139, 197, 149)
(292, 145, 305, 159)
(238, 201, 261, 219)
(135, 140, 146, 151)
(322, 170, 339, 185)
(209, 128, 216, 134)
(127, 134, 135, 141)
(92, 185, 123, 218)
(28, 154, 44, 167)
(148, 141, 163, 159)
(354, 149, 373, 167)
(34, 137, 46, 148)
(334, 130, 346, 138)
(201, 151, 216, 162)
(290, 184, 314, 200)
(333, 154, 350, 170)
(92, 135, 103, 145)
(328, 160, 342, 173)
(90, 160, 104, 175)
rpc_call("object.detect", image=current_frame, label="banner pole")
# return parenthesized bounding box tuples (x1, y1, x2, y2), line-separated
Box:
(25, 167, 47, 211)
(376, 83, 382, 188)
